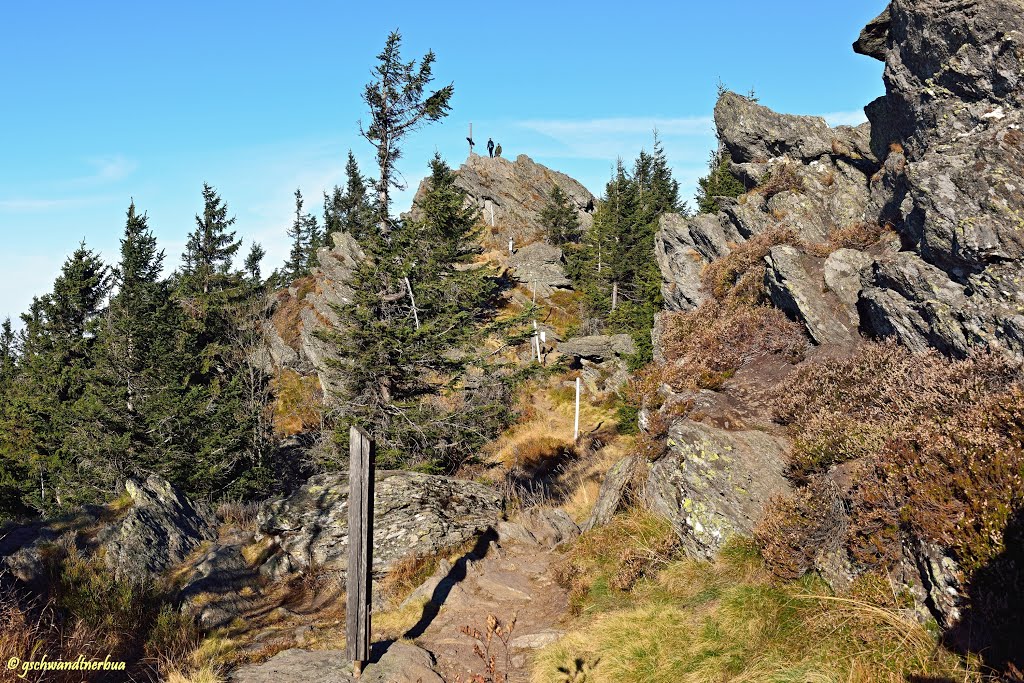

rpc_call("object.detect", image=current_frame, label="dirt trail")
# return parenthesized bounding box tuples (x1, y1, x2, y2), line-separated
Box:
(410, 536, 568, 682)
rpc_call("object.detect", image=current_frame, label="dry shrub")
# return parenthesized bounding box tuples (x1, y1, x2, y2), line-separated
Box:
(269, 276, 317, 349)
(766, 338, 1024, 589)
(755, 161, 805, 198)
(802, 221, 888, 258)
(701, 226, 795, 304)
(271, 368, 323, 437)
(773, 339, 1018, 479)
(755, 478, 846, 579)
(656, 301, 806, 392)
(215, 499, 261, 530)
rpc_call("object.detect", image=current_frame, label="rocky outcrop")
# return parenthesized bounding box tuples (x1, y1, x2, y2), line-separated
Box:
(426, 153, 595, 246)
(655, 212, 740, 310)
(855, 0, 1024, 360)
(256, 471, 501, 580)
(656, 92, 881, 317)
(508, 241, 572, 295)
(228, 644, 443, 683)
(764, 246, 859, 346)
(645, 419, 792, 558)
(99, 475, 218, 583)
(557, 334, 636, 362)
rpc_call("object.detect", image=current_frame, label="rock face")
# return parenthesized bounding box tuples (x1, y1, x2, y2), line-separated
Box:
(100, 475, 217, 583)
(655, 1, 1024, 364)
(265, 231, 363, 397)
(557, 334, 636, 362)
(257, 471, 501, 580)
(656, 92, 880, 320)
(645, 419, 792, 558)
(429, 153, 595, 246)
(508, 241, 572, 296)
(856, 0, 1024, 359)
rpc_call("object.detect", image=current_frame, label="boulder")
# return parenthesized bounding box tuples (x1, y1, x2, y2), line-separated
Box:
(228, 643, 442, 683)
(508, 241, 572, 296)
(557, 334, 636, 362)
(715, 91, 875, 165)
(582, 456, 637, 532)
(655, 212, 740, 310)
(645, 419, 792, 558)
(823, 248, 874, 308)
(100, 475, 217, 583)
(256, 471, 501, 581)
(764, 245, 859, 345)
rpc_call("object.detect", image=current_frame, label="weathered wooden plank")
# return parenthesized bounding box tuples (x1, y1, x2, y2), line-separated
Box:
(346, 425, 375, 672)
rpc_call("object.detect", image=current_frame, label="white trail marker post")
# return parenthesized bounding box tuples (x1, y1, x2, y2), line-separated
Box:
(573, 377, 581, 442)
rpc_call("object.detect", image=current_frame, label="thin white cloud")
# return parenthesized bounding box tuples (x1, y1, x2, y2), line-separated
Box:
(0, 196, 108, 212)
(79, 155, 138, 184)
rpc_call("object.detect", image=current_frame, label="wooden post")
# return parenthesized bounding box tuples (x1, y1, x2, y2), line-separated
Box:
(573, 377, 581, 442)
(347, 426, 375, 677)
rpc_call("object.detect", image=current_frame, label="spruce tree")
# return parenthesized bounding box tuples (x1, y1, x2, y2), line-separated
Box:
(172, 185, 264, 496)
(13, 245, 111, 512)
(360, 31, 453, 228)
(540, 186, 580, 245)
(320, 35, 519, 470)
(696, 150, 746, 214)
(244, 242, 266, 283)
(88, 203, 177, 481)
(326, 155, 509, 469)
(283, 189, 312, 280)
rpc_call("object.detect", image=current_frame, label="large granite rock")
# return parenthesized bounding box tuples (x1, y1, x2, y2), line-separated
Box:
(508, 241, 572, 296)
(656, 212, 740, 310)
(256, 471, 501, 580)
(764, 245, 859, 346)
(99, 475, 217, 583)
(715, 91, 876, 167)
(557, 333, 636, 362)
(855, 0, 1024, 360)
(645, 419, 792, 559)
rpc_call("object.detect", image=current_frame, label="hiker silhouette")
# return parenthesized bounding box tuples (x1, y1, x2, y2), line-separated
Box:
(495, 142, 502, 157)
(486, 138, 494, 158)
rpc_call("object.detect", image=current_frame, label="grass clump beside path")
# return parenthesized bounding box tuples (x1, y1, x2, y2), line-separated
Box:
(534, 512, 980, 683)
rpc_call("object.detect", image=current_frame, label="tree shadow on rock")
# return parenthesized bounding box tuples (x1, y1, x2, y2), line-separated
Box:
(402, 527, 498, 639)
(943, 506, 1024, 680)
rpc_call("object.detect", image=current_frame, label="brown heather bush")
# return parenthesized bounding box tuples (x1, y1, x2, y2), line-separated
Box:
(655, 301, 806, 393)
(763, 338, 1024, 581)
(755, 161, 805, 198)
(701, 226, 795, 304)
(755, 477, 846, 580)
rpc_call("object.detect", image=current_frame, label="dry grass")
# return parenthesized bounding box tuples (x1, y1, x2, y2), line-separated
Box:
(271, 368, 323, 437)
(484, 376, 618, 472)
(534, 536, 981, 683)
(269, 276, 317, 350)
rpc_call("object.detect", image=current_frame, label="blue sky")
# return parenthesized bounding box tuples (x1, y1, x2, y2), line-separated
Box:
(0, 1, 885, 324)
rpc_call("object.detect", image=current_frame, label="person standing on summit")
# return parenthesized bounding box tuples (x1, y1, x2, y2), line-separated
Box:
(487, 137, 494, 158)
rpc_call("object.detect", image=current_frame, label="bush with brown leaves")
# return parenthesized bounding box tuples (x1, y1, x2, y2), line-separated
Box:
(764, 340, 1024, 580)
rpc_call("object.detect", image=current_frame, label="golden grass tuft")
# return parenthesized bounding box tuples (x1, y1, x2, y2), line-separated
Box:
(534, 536, 980, 683)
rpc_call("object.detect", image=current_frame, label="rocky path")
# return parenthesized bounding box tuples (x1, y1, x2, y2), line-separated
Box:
(229, 510, 576, 683)
(411, 535, 568, 682)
